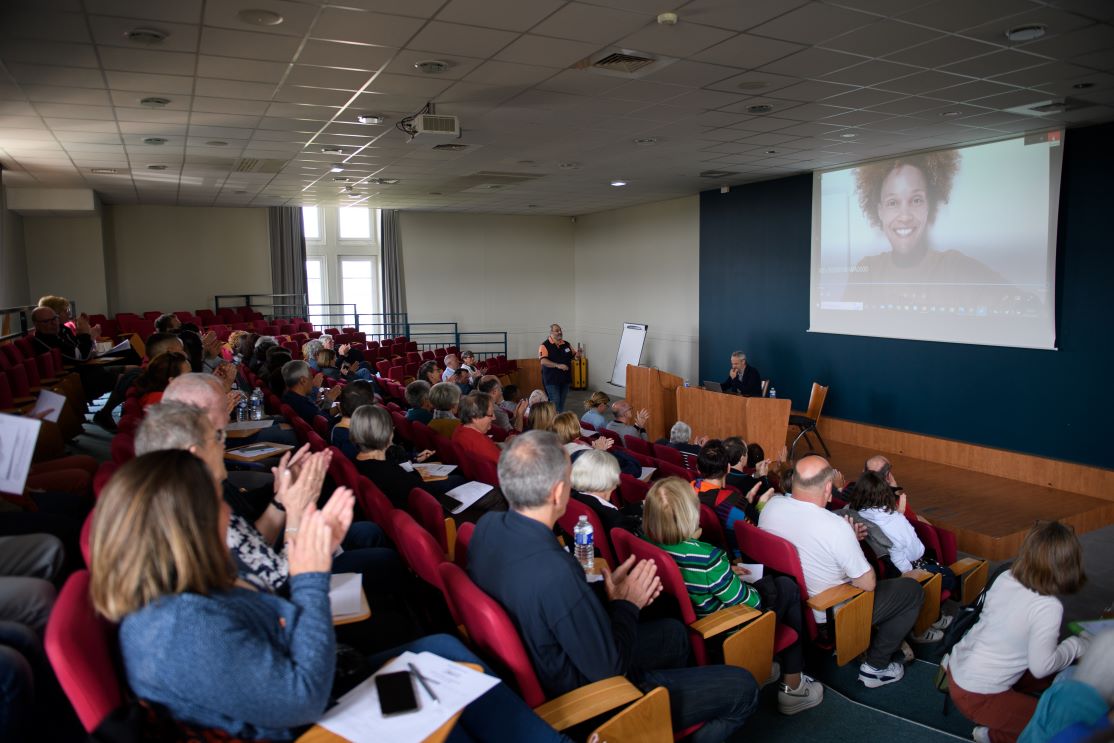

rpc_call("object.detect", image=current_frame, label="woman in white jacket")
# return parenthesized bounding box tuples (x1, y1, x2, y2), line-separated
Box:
(946, 521, 1089, 743)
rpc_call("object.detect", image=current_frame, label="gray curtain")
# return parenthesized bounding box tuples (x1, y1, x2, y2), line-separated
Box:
(268, 206, 307, 319)
(380, 209, 406, 335)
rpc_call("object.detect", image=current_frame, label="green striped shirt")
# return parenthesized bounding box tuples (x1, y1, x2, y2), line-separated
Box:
(656, 538, 761, 618)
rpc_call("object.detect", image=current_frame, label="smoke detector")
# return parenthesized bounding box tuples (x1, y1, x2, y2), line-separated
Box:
(124, 27, 168, 45)
(414, 60, 452, 74)
(140, 96, 171, 108)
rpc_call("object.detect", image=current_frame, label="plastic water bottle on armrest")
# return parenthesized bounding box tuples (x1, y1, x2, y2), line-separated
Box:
(574, 515, 594, 572)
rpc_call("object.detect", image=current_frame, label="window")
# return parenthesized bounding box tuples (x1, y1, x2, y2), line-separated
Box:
(302, 207, 380, 329)
(338, 206, 371, 239)
(340, 257, 377, 326)
(302, 206, 321, 241)
(305, 257, 325, 311)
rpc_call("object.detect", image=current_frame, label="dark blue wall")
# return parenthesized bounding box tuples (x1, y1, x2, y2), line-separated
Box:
(698, 121, 1113, 470)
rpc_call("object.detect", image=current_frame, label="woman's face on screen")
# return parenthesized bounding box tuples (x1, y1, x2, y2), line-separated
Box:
(877, 164, 929, 257)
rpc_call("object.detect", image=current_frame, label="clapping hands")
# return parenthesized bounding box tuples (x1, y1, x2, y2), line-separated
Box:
(633, 408, 650, 428)
(603, 555, 662, 609)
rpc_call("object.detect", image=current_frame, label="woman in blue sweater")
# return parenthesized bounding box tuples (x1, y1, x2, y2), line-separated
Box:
(90, 450, 568, 741)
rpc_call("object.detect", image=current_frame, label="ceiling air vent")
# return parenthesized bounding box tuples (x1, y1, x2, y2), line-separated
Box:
(575, 48, 677, 80)
(432, 143, 469, 151)
(233, 158, 288, 173)
(700, 170, 740, 178)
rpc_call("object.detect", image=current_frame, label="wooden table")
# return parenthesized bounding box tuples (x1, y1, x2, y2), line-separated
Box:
(625, 365, 682, 443)
(675, 386, 790, 460)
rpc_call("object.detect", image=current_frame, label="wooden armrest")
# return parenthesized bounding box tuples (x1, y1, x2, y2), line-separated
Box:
(688, 604, 761, 639)
(950, 558, 982, 576)
(534, 676, 642, 731)
(904, 569, 934, 583)
(589, 686, 671, 743)
(807, 583, 864, 612)
(12, 396, 36, 405)
(956, 558, 989, 605)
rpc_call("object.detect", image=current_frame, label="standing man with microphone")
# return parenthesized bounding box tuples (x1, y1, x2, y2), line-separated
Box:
(539, 323, 579, 412)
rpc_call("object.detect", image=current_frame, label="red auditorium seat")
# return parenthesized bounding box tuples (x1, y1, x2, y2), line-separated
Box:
(556, 497, 616, 569)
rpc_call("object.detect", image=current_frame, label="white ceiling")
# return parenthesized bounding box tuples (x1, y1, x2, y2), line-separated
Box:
(0, 0, 1111, 215)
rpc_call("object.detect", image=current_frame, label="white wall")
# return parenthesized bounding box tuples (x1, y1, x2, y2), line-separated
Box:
(0, 186, 29, 307)
(572, 196, 700, 394)
(399, 212, 575, 359)
(23, 215, 110, 316)
(103, 205, 272, 314)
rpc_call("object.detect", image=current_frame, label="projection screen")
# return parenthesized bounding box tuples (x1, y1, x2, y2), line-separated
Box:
(809, 130, 1063, 350)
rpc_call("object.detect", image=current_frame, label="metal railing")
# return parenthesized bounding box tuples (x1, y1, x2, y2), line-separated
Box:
(214, 293, 307, 322)
(0, 305, 35, 342)
(458, 331, 509, 361)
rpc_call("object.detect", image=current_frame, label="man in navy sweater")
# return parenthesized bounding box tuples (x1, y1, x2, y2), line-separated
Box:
(722, 351, 763, 397)
(469, 431, 758, 743)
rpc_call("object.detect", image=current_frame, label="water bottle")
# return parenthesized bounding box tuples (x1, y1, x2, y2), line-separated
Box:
(573, 515, 594, 571)
(683, 379, 690, 388)
(768, 386, 777, 399)
(251, 388, 263, 420)
(236, 397, 248, 422)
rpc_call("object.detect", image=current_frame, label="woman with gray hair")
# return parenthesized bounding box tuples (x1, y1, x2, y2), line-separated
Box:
(657, 420, 706, 455)
(350, 405, 433, 509)
(570, 450, 644, 552)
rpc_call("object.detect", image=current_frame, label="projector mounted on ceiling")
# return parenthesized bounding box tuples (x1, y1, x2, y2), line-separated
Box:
(413, 114, 460, 138)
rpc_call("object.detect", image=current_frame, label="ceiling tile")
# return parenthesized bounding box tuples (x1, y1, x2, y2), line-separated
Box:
(692, 33, 803, 68)
(464, 61, 558, 87)
(24, 85, 112, 105)
(1023, 22, 1114, 61)
(494, 35, 601, 68)
(616, 22, 736, 58)
(105, 71, 194, 94)
(193, 78, 277, 100)
(822, 60, 923, 86)
(675, 0, 809, 32)
(310, 8, 425, 46)
(436, 0, 565, 32)
(535, 69, 621, 95)
(84, 0, 202, 24)
(661, 88, 748, 110)
(274, 85, 357, 107)
(109, 90, 191, 109)
(766, 79, 859, 102)
(531, 3, 647, 44)
(885, 36, 999, 68)
(0, 40, 99, 68)
(748, 3, 876, 45)
(264, 102, 339, 120)
(940, 50, 1049, 78)
(115, 107, 191, 124)
(408, 21, 519, 58)
(897, 0, 1044, 33)
(705, 70, 800, 95)
(98, 47, 196, 76)
(285, 66, 373, 91)
(196, 55, 289, 84)
(821, 20, 938, 57)
(876, 69, 972, 94)
(34, 103, 115, 120)
(296, 40, 397, 71)
(199, 28, 301, 62)
(365, 72, 453, 98)
(758, 47, 866, 77)
(0, 9, 91, 43)
(5, 64, 107, 89)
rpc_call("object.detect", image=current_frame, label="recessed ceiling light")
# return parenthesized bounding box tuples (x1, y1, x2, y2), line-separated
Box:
(840, 132, 857, 138)
(559, 162, 580, 169)
(124, 27, 168, 45)
(736, 81, 767, 91)
(610, 179, 628, 187)
(1004, 24, 1046, 43)
(330, 165, 344, 173)
(1073, 82, 1095, 90)
(940, 110, 963, 118)
(764, 149, 777, 154)
(633, 137, 657, 145)
(147, 164, 168, 170)
(140, 96, 171, 108)
(90, 168, 118, 175)
(414, 59, 451, 74)
(238, 9, 284, 26)
(206, 140, 228, 147)
(747, 103, 774, 114)
(332, 176, 351, 182)
(321, 146, 344, 154)
(143, 137, 168, 145)
(356, 114, 385, 125)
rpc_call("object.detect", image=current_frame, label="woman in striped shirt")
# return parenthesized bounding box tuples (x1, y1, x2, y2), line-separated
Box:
(644, 477, 823, 716)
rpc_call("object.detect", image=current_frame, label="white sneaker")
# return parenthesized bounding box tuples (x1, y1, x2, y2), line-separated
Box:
(933, 614, 954, 631)
(972, 726, 991, 743)
(778, 674, 824, 715)
(911, 626, 945, 643)
(761, 660, 782, 688)
(858, 660, 905, 688)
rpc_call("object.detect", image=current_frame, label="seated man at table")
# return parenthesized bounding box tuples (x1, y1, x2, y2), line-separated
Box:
(280, 360, 341, 427)
(469, 431, 758, 743)
(759, 455, 923, 689)
(722, 351, 762, 397)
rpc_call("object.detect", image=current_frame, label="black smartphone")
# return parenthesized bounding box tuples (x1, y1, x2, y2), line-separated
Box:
(375, 671, 419, 716)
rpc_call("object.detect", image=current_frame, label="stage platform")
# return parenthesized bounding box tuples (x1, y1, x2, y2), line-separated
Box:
(821, 439, 1114, 561)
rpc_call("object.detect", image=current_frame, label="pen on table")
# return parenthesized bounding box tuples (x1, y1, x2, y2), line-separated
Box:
(408, 663, 439, 704)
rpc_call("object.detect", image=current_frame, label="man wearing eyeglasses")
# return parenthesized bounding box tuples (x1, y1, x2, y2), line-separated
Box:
(30, 306, 97, 363)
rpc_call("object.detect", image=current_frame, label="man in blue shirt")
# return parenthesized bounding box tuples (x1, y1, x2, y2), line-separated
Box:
(469, 431, 758, 743)
(280, 360, 341, 427)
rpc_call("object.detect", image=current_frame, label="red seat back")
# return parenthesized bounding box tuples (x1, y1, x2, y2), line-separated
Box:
(306, 430, 326, 452)
(618, 474, 650, 506)
(435, 434, 458, 466)
(557, 497, 616, 569)
(596, 427, 621, 446)
(454, 521, 474, 568)
(734, 521, 820, 640)
(408, 487, 450, 556)
(410, 421, 435, 452)
(312, 415, 330, 439)
(698, 503, 727, 551)
(389, 510, 445, 590)
(44, 571, 124, 732)
(436, 562, 549, 708)
(652, 443, 683, 467)
(326, 446, 360, 490)
(357, 480, 395, 535)
(473, 456, 500, 488)
(624, 436, 653, 456)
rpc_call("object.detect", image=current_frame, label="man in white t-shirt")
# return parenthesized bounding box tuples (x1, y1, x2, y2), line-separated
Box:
(759, 455, 923, 688)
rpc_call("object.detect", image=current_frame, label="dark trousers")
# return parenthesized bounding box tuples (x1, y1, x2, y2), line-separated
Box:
(629, 618, 759, 743)
(544, 383, 570, 413)
(866, 577, 924, 668)
(754, 575, 805, 675)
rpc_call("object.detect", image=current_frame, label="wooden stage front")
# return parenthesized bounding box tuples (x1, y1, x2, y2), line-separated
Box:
(820, 438, 1114, 561)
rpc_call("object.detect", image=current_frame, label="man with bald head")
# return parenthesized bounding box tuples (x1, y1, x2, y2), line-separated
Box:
(606, 400, 650, 441)
(863, 454, 930, 524)
(760, 455, 923, 689)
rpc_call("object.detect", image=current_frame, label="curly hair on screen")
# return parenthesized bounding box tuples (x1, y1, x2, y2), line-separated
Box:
(854, 150, 961, 229)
